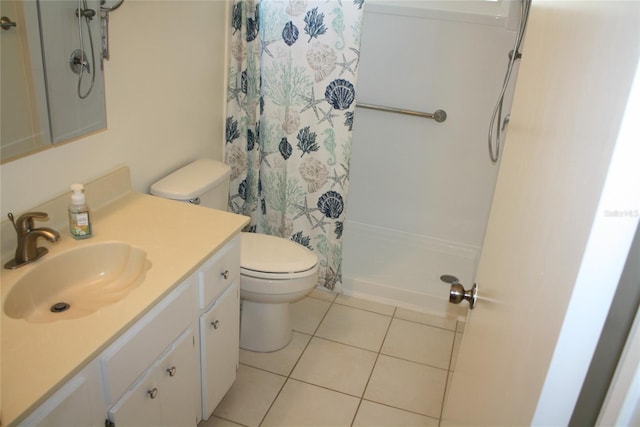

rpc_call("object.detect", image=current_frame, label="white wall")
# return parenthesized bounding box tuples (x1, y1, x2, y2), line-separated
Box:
(0, 0, 229, 218)
(342, 2, 519, 316)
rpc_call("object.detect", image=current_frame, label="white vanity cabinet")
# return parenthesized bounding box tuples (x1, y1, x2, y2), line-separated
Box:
(15, 235, 242, 427)
(198, 236, 241, 419)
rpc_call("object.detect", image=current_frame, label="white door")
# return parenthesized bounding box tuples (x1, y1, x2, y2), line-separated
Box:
(442, 1, 640, 425)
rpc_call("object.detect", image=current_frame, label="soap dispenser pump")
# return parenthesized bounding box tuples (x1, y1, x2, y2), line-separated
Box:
(68, 184, 92, 239)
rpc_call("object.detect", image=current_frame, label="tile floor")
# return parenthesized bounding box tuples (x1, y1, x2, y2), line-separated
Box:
(199, 290, 465, 427)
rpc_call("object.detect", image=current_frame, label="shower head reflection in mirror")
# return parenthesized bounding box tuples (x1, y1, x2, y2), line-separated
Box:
(0, 0, 124, 164)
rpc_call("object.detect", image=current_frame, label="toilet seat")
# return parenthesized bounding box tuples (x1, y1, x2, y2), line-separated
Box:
(240, 232, 318, 280)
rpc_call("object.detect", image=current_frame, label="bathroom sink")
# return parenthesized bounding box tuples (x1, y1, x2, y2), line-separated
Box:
(4, 242, 151, 323)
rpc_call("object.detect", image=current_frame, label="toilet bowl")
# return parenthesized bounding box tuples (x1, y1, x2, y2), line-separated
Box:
(150, 159, 319, 352)
(239, 232, 318, 352)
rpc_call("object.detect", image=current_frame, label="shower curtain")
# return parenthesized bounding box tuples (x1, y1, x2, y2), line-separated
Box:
(225, 0, 364, 291)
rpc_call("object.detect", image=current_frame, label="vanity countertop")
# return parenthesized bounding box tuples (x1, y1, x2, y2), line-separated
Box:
(1, 190, 249, 426)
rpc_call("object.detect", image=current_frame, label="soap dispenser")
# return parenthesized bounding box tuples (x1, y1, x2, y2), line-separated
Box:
(68, 184, 92, 239)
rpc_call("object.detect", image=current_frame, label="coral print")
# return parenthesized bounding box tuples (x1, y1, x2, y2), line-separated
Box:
(225, 0, 364, 291)
(304, 7, 328, 42)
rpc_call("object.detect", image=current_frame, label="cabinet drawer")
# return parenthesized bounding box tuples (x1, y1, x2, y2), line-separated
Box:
(199, 236, 240, 309)
(100, 274, 197, 403)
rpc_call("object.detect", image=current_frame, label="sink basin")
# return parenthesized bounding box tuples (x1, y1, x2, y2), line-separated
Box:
(4, 242, 151, 323)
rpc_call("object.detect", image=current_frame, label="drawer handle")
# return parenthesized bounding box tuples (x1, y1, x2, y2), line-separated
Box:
(148, 388, 158, 399)
(167, 366, 176, 377)
(211, 320, 220, 329)
(221, 270, 230, 280)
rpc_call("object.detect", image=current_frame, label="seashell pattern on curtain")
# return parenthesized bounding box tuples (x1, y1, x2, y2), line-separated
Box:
(225, 0, 365, 292)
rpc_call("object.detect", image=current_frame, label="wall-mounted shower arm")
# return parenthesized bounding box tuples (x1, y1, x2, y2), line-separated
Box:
(356, 102, 447, 123)
(76, 7, 95, 19)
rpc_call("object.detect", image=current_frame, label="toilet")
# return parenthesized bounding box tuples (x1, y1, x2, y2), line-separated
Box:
(150, 158, 319, 352)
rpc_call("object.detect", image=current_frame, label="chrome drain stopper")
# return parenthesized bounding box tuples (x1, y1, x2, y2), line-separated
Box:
(50, 302, 70, 313)
(439, 274, 460, 284)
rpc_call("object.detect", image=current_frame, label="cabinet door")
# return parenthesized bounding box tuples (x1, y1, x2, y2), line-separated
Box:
(157, 329, 198, 427)
(200, 282, 240, 418)
(107, 367, 162, 427)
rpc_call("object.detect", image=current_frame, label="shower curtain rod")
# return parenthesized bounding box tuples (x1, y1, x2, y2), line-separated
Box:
(356, 102, 447, 123)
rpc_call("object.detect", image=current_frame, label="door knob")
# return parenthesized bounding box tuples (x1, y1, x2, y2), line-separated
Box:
(449, 282, 478, 309)
(1, 16, 17, 30)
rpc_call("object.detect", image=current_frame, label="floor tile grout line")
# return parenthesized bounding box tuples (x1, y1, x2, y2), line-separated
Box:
(350, 306, 397, 426)
(325, 299, 395, 319)
(257, 293, 337, 427)
(332, 299, 396, 316)
(378, 352, 450, 372)
(391, 316, 459, 333)
(210, 414, 250, 427)
(310, 293, 458, 333)
(437, 327, 460, 425)
(285, 332, 453, 373)
(256, 376, 287, 427)
(359, 397, 442, 422)
(286, 377, 367, 400)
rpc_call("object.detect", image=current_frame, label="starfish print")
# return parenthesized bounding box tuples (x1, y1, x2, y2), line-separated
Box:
(292, 197, 318, 225)
(259, 146, 278, 168)
(260, 38, 277, 58)
(227, 85, 243, 107)
(336, 53, 357, 77)
(300, 87, 324, 120)
(318, 106, 339, 127)
(327, 164, 349, 189)
(310, 213, 331, 233)
(349, 47, 361, 66)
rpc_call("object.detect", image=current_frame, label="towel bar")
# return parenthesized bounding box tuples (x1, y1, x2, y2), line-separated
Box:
(356, 102, 447, 122)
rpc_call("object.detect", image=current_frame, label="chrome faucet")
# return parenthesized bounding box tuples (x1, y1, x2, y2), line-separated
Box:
(4, 212, 61, 269)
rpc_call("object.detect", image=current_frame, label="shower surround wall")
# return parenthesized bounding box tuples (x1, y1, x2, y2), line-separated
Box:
(38, 0, 106, 143)
(342, 2, 519, 317)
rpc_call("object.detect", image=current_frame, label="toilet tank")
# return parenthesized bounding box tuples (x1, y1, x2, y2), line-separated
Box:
(150, 159, 230, 210)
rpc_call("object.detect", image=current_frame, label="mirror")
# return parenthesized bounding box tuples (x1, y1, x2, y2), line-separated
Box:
(1, 0, 111, 163)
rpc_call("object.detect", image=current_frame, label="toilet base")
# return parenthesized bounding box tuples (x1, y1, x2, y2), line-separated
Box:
(240, 300, 293, 352)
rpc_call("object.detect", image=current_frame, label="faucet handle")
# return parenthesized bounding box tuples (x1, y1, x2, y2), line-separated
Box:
(11, 212, 50, 234)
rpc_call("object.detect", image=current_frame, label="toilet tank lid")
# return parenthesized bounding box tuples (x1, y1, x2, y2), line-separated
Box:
(150, 159, 230, 201)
